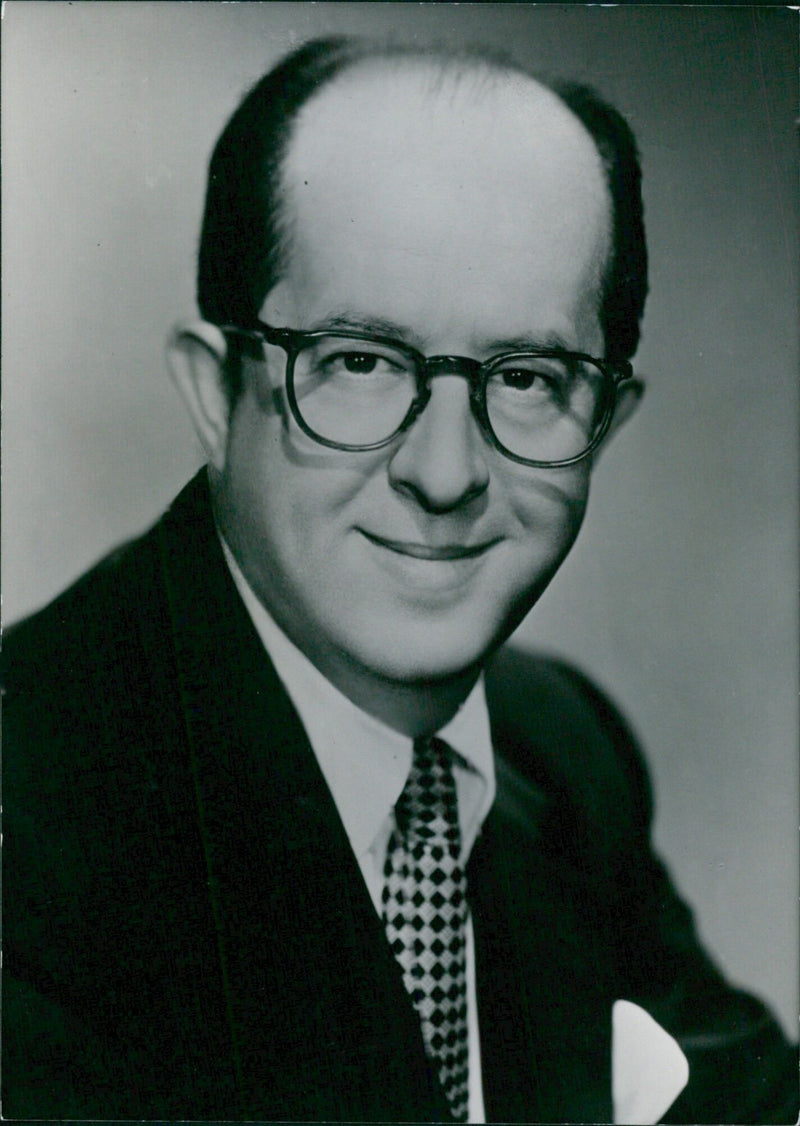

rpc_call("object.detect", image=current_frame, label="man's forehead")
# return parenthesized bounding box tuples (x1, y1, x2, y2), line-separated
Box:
(278, 59, 611, 296)
(282, 57, 608, 219)
(270, 58, 611, 345)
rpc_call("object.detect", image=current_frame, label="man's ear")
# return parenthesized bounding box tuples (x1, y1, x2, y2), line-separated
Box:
(598, 375, 645, 452)
(166, 321, 232, 472)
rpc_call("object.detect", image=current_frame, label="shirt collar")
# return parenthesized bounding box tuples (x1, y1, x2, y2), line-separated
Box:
(220, 535, 495, 861)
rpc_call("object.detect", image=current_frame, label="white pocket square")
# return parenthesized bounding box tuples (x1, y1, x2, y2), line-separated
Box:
(612, 1000, 689, 1124)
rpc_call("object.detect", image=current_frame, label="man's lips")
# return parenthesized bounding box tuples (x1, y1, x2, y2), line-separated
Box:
(359, 530, 498, 561)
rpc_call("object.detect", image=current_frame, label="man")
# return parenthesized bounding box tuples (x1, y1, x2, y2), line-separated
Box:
(3, 36, 796, 1123)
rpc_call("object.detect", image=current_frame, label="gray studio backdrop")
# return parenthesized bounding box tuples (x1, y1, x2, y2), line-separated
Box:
(3, 2, 797, 1036)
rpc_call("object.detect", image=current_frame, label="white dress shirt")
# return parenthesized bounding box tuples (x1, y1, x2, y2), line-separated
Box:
(221, 538, 496, 1122)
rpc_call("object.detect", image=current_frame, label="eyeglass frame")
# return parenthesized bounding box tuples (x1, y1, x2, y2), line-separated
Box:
(220, 320, 635, 468)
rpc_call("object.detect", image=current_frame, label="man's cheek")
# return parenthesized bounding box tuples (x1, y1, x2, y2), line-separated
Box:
(510, 485, 588, 550)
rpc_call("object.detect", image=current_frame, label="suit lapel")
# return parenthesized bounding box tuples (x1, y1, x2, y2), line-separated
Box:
(155, 473, 452, 1121)
(473, 669, 615, 1123)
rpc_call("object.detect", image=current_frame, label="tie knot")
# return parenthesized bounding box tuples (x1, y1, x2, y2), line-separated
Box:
(395, 736, 461, 852)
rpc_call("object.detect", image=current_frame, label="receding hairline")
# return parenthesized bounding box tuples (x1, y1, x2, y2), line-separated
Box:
(284, 47, 599, 161)
(301, 45, 549, 97)
(270, 48, 612, 303)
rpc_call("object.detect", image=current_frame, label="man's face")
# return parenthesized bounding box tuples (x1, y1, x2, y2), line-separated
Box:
(216, 64, 611, 690)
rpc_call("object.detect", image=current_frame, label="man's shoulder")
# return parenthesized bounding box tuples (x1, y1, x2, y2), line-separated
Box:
(5, 535, 151, 671)
(1, 471, 218, 800)
(486, 645, 653, 850)
(2, 530, 160, 728)
(2, 471, 209, 690)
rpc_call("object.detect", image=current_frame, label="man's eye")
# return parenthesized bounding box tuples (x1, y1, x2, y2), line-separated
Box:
(499, 368, 541, 391)
(494, 365, 561, 393)
(319, 350, 405, 377)
(340, 351, 379, 374)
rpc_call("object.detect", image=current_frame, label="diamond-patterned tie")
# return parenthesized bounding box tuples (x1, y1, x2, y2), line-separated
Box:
(382, 736, 470, 1122)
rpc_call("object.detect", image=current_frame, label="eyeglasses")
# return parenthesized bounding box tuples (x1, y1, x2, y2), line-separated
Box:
(221, 321, 634, 468)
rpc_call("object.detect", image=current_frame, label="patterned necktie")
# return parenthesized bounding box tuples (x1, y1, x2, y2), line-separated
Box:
(382, 736, 470, 1122)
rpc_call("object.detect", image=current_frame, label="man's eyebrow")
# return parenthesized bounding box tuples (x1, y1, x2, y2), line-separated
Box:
(482, 332, 576, 354)
(313, 312, 417, 341)
(308, 315, 577, 356)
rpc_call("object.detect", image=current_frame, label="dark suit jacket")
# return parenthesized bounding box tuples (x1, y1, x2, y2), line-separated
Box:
(3, 471, 796, 1122)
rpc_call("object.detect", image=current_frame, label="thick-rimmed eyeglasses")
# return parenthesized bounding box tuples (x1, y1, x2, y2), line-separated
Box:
(221, 321, 634, 468)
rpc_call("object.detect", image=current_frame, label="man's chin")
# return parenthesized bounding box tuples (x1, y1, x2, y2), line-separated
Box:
(345, 624, 502, 688)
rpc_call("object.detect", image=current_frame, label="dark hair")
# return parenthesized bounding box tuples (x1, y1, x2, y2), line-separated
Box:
(198, 37, 647, 394)
(553, 81, 648, 366)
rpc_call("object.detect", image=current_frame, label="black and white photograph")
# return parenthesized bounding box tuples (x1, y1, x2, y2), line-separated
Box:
(2, 3, 797, 1122)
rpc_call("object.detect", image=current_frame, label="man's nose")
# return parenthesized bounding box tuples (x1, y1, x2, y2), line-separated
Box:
(387, 376, 490, 513)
